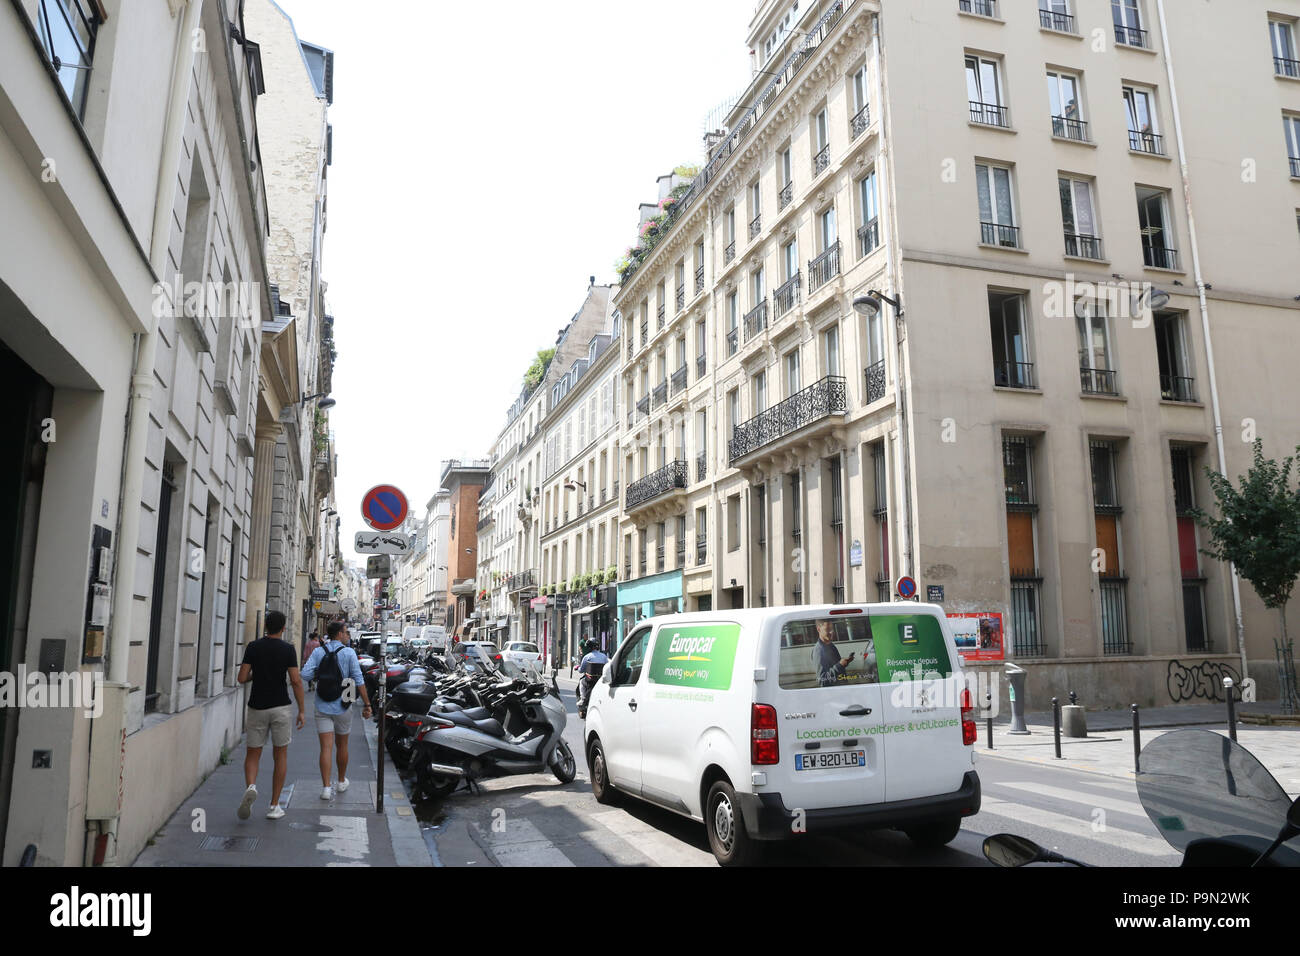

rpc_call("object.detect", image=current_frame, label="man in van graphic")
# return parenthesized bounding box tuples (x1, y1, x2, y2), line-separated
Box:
(813, 620, 855, 686)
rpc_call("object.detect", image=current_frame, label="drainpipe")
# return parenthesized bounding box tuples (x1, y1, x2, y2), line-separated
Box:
(1155, 0, 1247, 680)
(871, 12, 915, 581)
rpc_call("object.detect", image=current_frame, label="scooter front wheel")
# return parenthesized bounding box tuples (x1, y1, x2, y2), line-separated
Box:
(552, 739, 577, 784)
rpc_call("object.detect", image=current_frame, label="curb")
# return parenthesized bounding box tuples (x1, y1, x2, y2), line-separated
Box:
(364, 717, 434, 866)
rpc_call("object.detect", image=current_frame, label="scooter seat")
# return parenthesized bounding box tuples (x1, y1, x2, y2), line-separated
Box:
(473, 718, 506, 737)
(462, 706, 491, 721)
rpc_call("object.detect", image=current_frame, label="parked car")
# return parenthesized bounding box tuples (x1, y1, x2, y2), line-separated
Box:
(583, 603, 981, 866)
(455, 641, 503, 672)
(502, 641, 542, 668)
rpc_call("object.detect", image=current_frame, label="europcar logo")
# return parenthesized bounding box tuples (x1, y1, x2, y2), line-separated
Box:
(665, 634, 717, 661)
(651, 625, 738, 691)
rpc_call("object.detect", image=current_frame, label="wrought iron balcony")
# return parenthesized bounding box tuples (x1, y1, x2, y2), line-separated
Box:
(864, 359, 886, 403)
(1080, 367, 1118, 395)
(857, 218, 879, 258)
(970, 101, 1010, 128)
(959, 0, 997, 15)
(1142, 245, 1180, 270)
(727, 327, 738, 356)
(1051, 115, 1089, 142)
(626, 339, 633, 360)
(1129, 130, 1165, 155)
(696, 354, 706, 379)
(1277, 56, 1300, 79)
(696, 450, 706, 482)
(651, 380, 668, 408)
(477, 513, 494, 532)
(980, 221, 1021, 248)
(1039, 8, 1075, 32)
(626, 459, 688, 510)
(743, 299, 768, 340)
(1160, 374, 1197, 403)
(729, 375, 847, 463)
(851, 104, 870, 139)
(813, 144, 830, 177)
(676, 285, 685, 311)
(1064, 232, 1103, 259)
(670, 365, 688, 395)
(694, 264, 705, 294)
(1114, 23, 1149, 48)
(657, 303, 665, 329)
(724, 240, 736, 264)
(778, 180, 793, 210)
(774, 272, 801, 318)
(639, 317, 648, 348)
(696, 533, 707, 566)
(808, 241, 841, 293)
(507, 569, 537, 592)
(749, 214, 762, 239)
(636, 395, 650, 418)
(994, 360, 1036, 389)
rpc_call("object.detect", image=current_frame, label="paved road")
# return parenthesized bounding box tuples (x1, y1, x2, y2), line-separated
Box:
(416, 684, 1182, 868)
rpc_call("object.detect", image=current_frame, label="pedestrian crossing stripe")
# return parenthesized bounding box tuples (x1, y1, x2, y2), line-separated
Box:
(979, 798, 1176, 857)
(995, 781, 1147, 816)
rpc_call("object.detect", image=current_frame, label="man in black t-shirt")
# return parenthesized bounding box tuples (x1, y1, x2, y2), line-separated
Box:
(236, 610, 306, 820)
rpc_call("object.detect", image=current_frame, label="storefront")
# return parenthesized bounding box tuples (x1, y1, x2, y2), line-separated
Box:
(571, 584, 617, 656)
(615, 569, 683, 645)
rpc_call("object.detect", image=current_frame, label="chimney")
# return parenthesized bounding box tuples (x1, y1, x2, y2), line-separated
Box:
(704, 128, 726, 159)
(589, 275, 595, 287)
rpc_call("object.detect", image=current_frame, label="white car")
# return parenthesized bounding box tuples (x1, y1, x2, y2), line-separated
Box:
(502, 641, 542, 669)
(583, 603, 981, 866)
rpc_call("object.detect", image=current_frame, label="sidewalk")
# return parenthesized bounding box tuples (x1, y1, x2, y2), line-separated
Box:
(133, 706, 429, 867)
(975, 700, 1300, 796)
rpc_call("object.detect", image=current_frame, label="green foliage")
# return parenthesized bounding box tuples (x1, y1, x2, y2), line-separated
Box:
(1194, 439, 1300, 621)
(673, 164, 701, 178)
(523, 348, 557, 392)
(604, 565, 618, 584)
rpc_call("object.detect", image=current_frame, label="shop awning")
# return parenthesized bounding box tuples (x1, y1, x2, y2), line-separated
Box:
(572, 603, 606, 616)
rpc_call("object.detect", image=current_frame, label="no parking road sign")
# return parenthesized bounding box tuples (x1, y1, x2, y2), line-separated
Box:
(896, 575, 917, 600)
(361, 484, 409, 532)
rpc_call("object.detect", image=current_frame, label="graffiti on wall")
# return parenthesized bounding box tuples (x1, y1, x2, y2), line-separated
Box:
(1166, 659, 1242, 703)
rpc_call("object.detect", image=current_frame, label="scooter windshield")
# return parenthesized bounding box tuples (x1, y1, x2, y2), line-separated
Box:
(1136, 729, 1291, 852)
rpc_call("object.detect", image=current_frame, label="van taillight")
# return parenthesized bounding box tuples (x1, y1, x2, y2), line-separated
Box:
(960, 688, 976, 746)
(751, 704, 779, 765)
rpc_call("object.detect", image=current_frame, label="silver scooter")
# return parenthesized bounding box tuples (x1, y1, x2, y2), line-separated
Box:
(407, 657, 576, 799)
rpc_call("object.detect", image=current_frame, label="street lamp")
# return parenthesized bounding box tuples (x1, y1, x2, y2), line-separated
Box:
(300, 391, 336, 409)
(852, 290, 903, 319)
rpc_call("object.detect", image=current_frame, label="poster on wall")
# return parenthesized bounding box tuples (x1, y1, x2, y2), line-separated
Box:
(948, 612, 1005, 661)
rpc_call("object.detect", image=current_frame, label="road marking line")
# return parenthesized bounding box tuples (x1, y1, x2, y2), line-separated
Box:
(980, 798, 1175, 857)
(995, 781, 1145, 815)
(589, 810, 715, 868)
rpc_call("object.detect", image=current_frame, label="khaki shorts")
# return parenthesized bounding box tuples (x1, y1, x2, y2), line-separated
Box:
(314, 706, 354, 736)
(247, 703, 294, 748)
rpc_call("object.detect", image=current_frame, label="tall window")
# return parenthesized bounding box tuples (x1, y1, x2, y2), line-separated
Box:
(750, 179, 762, 234)
(728, 388, 740, 435)
(782, 238, 799, 281)
(1155, 311, 1196, 402)
(696, 319, 707, 377)
(989, 291, 1033, 389)
(1047, 70, 1086, 140)
(1059, 176, 1101, 259)
(1077, 301, 1116, 394)
(1284, 114, 1300, 177)
(1112, 0, 1147, 48)
(976, 163, 1019, 247)
(780, 146, 793, 188)
(1272, 18, 1299, 78)
(818, 206, 837, 252)
(966, 55, 1007, 126)
(753, 370, 768, 414)
(822, 325, 840, 376)
(1137, 186, 1177, 269)
(1003, 435, 1044, 655)
(1090, 439, 1129, 653)
(695, 409, 707, 480)
(851, 65, 870, 136)
(37, 0, 102, 119)
(727, 292, 739, 356)
(1123, 85, 1161, 154)
(785, 348, 802, 395)
(1040, 0, 1075, 32)
(695, 506, 708, 565)
(871, 442, 889, 602)
(813, 108, 830, 175)
(1171, 445, 1207, 651)
(858, 170, 879, 256)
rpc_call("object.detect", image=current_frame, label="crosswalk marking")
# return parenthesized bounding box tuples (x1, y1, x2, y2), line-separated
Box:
(979, 798, 1176, 857)
(589, 809, 716, 868)
(995, 780, 1147, 817)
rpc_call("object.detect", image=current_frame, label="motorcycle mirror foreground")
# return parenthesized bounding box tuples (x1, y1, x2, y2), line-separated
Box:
(982, 833, 1047, 868)
(1289, 796, 1300, 831)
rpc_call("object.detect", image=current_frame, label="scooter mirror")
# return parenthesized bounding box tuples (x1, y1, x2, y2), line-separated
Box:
(1288, 795, 1300, 831)
(982, 833, 1048, 868)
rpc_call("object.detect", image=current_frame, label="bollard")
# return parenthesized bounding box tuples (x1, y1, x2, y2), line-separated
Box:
(1052, 696, 1062, 759)
(1132, 704, 1141, 774)
(1224, 677, 1237, 743)
(986, 692, 994, 750)
(1006, 662, 1030, 734)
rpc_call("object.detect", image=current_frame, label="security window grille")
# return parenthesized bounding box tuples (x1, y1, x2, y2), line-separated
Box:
(830, 459, 843, 528)
(872, 443, 888, 518)
(757, 485, 767, 548)
(1010, 576, 1046, 657)
(1171, 446, 1195, 515)
(791, 473, 802, 540)
(1090, 441, 1120, 510)
(1002, 436, 1034, 505)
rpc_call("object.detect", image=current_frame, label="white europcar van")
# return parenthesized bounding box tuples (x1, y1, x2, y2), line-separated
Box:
(584, 603, 981, 866)
(420, 625, 449, 653)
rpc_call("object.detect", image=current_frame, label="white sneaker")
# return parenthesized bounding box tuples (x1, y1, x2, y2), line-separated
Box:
(320, 785, 333, 800)
(336, 777, 350, 793)
(266, 805, 285, 820)
(237, 784, 257, 820)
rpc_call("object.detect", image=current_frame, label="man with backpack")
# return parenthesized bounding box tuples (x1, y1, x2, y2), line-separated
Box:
(301, 620, 372, 799)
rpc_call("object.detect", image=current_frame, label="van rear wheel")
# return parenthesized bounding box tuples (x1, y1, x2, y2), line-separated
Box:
(588, 739, 620, 805)
(705, 781, 763, 867)
(904, 816, 962, 848)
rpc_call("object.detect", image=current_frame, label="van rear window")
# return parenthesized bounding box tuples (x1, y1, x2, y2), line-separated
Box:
(778, 617, 878, 689)
(869, 614, 953, 682)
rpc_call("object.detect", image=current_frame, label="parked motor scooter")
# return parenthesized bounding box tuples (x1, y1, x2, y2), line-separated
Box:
(983, 729, 1300, 868)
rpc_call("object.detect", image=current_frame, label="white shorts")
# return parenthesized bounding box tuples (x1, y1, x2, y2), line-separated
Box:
(314, 707, 354, 736)
(247, 704, 293, 748)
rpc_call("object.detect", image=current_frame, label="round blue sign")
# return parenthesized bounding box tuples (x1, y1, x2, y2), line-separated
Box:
(896, 575, 917, 599)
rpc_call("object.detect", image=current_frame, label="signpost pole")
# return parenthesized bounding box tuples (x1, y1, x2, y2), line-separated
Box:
(376, 580, 388, 814)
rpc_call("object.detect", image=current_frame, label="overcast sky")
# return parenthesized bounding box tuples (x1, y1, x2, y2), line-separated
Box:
(276, 0, 757, 560)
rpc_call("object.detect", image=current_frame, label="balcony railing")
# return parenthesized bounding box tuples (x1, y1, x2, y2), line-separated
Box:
(851, 104, 870, 139)
(676, 536, 685, 567)
(651, 381, 668, 409)
(696, 354, 706, 379)
(980, 221, 1021, 248)
(1129, 130, 1165, 155)
(995, 360, 1036, 389)
(1080, 367, 1118, 395)
(727, 327, 738, 356)
(676, 286, 685, 311)
(729, 375, 848, 462)
(773, 272, 801, 318)
(743, 299, 769, 340)
(813, 144, 830, 176)
(1277, 56, 1300, 79)
(1114, 23, 1149, 49)
(749, 214, 762, 239)
(959, 0, 997, 15)
(626, 459, 688, 510)
(778, 180, 793, 210)
(1039, 8, 1075, 32)
(1160, 373, 1197, 403)
(476, 513, 494, 532)
(656, 303, 665, 329)
(626, 339, 634, 360)
(970, 101, 1010, 128)
(696, 451, 706, 482)
(1064, 232, 1103, 259)
(1051, 115, 1089, 142)
(639, 317, 648, 348)
(864, 359, 886, 403)
(808, 240, 841, 293)
(694, 264, 705, 294)
(1142, 245, 1180, 270)
(724, 240, 736, 264)
(1291, 156, 1300, 178)
(636, 395, 650, 418)
(670, 365, 688, 396)
(857, 218, 879, 257)
(696, 533, 707, 566)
